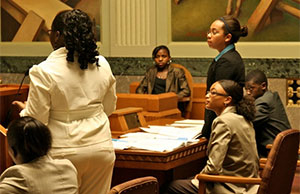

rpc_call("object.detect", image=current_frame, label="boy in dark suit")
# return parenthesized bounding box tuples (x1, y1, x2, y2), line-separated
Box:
(245, 69, 291, 157)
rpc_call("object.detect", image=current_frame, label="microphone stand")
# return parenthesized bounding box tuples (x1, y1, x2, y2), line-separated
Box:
(2, 69, 29, 128)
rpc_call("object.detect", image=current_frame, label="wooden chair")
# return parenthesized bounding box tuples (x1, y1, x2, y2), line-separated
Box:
(129, 82, 140, 94)
(196, 129, 300, 194)
(108, 176, 159, 194)
(260, 144, 300, 169)
(0, 124, 11, 174)
(170, 63, 193, 119)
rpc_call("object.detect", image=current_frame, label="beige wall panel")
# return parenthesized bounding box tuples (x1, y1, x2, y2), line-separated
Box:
(109, 0, 156, 56)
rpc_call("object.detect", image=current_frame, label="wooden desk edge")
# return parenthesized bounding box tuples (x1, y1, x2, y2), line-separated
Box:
(114, 139, 208, 170)
(0, 84, 29, 96)
(114, 151, 206, 170)
(115, 139, 207, 156)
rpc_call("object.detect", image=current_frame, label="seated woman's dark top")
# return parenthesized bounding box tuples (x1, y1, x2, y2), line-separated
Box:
(152, 77, 166, 94)
(136, 65, 190, 99)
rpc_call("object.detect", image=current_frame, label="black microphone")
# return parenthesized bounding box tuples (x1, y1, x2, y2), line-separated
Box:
(24, 68, 30, 76)
(2, 68, 30, 128)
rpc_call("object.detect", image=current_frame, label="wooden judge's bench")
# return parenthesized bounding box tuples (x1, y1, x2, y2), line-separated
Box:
(129, 82, 207, 120)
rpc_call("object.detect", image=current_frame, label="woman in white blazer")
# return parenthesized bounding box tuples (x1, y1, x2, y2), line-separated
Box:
(12, 9, 117, 194)
(0, 116, 78, 194)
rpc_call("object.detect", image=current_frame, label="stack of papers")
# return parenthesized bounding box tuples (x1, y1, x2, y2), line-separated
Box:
(172, 119, 205, 125)
(140, 125, 202, 141)
(112, 119, 204, 152)
(112, 132, 188, 152)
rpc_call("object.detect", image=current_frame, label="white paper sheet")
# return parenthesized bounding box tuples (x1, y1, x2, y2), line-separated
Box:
(140, 125, 203, 140)
(174, 119, 205, 125)
(112, 133, 191, 152)
(112, 120, 203, 152)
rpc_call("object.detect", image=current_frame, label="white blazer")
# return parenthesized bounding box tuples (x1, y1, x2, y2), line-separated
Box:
(20, 47, 117, 148)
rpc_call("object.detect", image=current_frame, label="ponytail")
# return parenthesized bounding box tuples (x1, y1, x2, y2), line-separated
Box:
(218, 80, 255, 122)
(236, 95, 256, 122)
(7, 117, 52, 163)
(219, 15, 248, 44)
(240, 26, 248, 37)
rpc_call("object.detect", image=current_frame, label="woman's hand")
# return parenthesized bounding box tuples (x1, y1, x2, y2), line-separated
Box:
(12, 101, 26, 111)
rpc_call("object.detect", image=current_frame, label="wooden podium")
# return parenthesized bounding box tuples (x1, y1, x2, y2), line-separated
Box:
(190, 83, 206, 120)
(129, 82, 207, 120)
(0, 84, 29, 174)
(116, 93, 182, 122)
(109, 107, 147, 138)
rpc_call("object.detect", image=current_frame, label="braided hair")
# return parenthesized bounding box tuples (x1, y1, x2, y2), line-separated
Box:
(52, 9, 99, 70)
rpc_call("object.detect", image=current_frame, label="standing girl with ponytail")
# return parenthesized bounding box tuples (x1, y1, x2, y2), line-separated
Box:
(202, 15, 248, 140)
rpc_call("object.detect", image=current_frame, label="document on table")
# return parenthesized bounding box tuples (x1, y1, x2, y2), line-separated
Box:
(173, 119, 205, 125)
(112, 132, 191, 152)
(112, 119, 203, 152)
(140, 124, 203, 140)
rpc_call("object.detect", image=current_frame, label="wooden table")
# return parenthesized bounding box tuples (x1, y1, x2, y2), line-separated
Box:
(112, 138, 208, 188)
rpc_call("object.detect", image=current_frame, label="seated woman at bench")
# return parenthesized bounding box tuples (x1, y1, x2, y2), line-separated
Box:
(136, 45, 190, 100)
(136, 45, 191, 116)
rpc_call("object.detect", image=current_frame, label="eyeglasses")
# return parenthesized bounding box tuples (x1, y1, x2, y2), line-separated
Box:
(207, 30, 219, 36)
(245, 87, 253, 92)
(207, 91, 228, 97)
